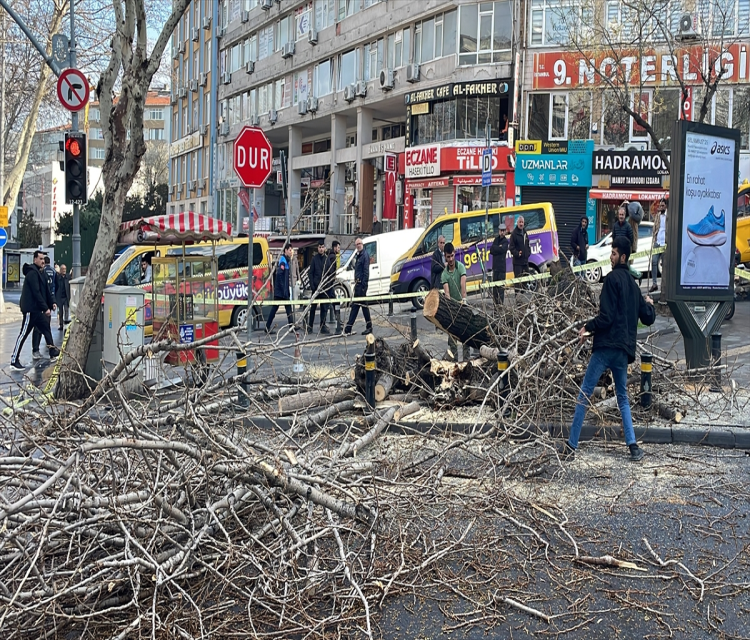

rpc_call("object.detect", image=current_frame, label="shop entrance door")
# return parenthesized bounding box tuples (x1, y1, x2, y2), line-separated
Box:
(414, 188, 432, 227)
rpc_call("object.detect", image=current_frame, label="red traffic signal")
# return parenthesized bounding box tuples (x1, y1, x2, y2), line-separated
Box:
(64, 132, 87, 204)
(65, 136, 83, 158)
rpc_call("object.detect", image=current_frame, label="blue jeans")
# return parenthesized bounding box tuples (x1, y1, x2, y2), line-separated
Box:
(568, 347, 636, 449)
(650, 246, 661, 286)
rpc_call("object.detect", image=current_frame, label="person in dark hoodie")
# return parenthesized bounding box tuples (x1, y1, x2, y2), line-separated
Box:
(556, 236, 655, 462)
(508, 216, 531, 288)
(489, 221, 509, 304)
(307, 240, 331, 334)
(570, 216, 589, 277)
(265, 244, 295, 334)
(11, 251, 60, 369)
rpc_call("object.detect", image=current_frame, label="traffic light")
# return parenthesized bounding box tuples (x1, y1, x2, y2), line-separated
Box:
(65, 132, 87, 205)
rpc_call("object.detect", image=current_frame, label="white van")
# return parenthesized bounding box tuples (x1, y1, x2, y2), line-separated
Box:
(335, 228, 425, 298)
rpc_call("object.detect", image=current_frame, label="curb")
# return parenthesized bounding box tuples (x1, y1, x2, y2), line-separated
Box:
(242, 414, 750, 449)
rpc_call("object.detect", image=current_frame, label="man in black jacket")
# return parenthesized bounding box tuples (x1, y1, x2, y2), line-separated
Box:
(570, 216, 589, 276)
(324, 243, 341, 333)
(430, 235, 446, 289)
(558, 236, 656, 462)
(508, 216, 531, 287)
(11, 251, 60, 369)
(265, 244, 295, 334)
(307, 240, 331, 334)
(55, 264, 72, 330)
(344, 238, 372, 335)
(489, 223, 509, 304)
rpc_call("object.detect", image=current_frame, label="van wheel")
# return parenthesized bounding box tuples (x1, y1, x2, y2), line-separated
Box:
(524, 265, 540, 292)
(231, 305, 249, 329)
(333, 283, 350, 306)
(410, 279, 430, 309)
(724, 300, 735, 322)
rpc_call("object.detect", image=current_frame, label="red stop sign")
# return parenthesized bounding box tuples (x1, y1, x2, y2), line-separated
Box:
(233, 126, 273, 188)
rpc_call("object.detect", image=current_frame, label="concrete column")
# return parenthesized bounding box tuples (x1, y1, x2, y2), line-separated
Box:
(375, 175, 383, 224)
(330, 113, 347, 235)
(356, 107, 373, 231)
(288, 124, 303, 231)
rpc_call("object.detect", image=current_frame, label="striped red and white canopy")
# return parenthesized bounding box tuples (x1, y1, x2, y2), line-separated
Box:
(118, 213, 233, 245)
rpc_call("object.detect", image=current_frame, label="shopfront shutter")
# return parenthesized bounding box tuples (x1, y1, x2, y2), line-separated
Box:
(431, 187, 455, 221)
(520, 187, 588, 261)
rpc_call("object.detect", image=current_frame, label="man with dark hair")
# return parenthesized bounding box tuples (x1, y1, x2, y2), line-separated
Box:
(331, 240, 341, 269)
(344, 237, 373, 335)
(307, 239, 331, 334)
(430, 235, 446, 289)
(570, 216, 589, 275)
(612, 206, 634, 247)
(490, 222, 508, 304)
(265, 244, 295, 334)
(557, 235, 656, 462)
(508, 216, 531, 287)
(32, 254, 57, 358)
(141, 255, 152, 283)
(11, 251, 60, 369)
(55, 264, 71, 330)
(441, 242, 467, 360)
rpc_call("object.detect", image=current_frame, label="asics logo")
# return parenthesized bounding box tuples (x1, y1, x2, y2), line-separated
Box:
(710, 141, 731, 155)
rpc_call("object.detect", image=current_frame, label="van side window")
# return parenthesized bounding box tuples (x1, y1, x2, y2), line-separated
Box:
(509, 209, 544, 232)
(460, 214, 500, 244)
(364, 241, 377, 265)
(420, 220, 455, 255)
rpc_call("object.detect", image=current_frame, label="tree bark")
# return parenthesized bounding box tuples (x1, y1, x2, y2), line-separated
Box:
(422, 290, 497, 349)
(374, 374, 394, 402)
(278, 388, 356, 415)
(56, 0, 192, 399)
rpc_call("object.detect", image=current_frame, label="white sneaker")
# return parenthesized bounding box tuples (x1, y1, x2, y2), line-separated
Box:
(10, 361, 26, 371)
(32, 351, 43, 360)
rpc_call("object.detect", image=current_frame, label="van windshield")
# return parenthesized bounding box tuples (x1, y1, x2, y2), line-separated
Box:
(108, 246, 137, 281)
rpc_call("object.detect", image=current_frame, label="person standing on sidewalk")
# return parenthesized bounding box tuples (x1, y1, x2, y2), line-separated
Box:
(344, 238, 373, 335)
(508, 216, 531, 289)
(490, 223, 508, 304)
(430, 235, 446, 289)
(307, 240, 331, 334)
(441, 242, 467, 361)
(650, 199, 668, 293)
(11, 251, 60, 370)
(265, 244, 295, 334)
(570, 216, 589, 277)
(557, 236, 655, 462)
(55, 264, 71, 330)
(32, 255, 57, 358)
(324, 241, 341, 333)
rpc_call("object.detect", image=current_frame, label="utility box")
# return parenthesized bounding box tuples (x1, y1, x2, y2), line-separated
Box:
(102, 286, 145, 394)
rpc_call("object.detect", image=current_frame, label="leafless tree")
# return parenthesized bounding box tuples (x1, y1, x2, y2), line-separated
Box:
(139, 139, 169, 192)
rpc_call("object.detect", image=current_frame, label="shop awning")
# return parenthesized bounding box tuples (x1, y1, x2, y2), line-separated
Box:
(588, 189, 669, 201)
(118, 213, 232, 245)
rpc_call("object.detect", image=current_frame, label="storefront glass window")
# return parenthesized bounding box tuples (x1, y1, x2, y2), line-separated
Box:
(528, 93, 549, 140)
(456, 186, 504, 213)
(414, 189, 433, 229)
(551, 94, 567, 139)
(338, 49, 359, 90)
(412, 96, 507, 145)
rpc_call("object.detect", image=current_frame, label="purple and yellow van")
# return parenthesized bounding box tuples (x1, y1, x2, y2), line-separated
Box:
(390, 203, 560, 305)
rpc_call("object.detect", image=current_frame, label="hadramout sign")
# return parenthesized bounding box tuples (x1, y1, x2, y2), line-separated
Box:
(405, 145, 440, 179)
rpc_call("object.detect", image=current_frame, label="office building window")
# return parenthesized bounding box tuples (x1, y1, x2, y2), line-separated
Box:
(314, 60, 332, 96)
(89, 107, 100, 121)
(315, 0, 335, 29)
(337, 0, 360, 21)
(364, 38, 383, 81)
(338, 48, 360, 90)
(277, 14, 294, 50)
(414, 12, 456, 64)
(459, 2, 512, 65)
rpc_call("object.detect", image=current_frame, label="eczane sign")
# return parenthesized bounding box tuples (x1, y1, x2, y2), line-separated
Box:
(405, 145, 440, 179)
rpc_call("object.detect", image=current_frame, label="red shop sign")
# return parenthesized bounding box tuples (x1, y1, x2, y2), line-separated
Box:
(440, 145, 515, 172)
(406, 177, 450, 189)
(453, 175, 507, 186)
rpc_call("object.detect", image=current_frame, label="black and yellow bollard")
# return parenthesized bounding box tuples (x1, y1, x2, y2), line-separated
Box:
(388, 294, 394, 317)
(236, 351, 249, 408)
(710, 333, 722, 392)
(364, 340, 376, 409)
(497, 351, 510, 406)
(640, 352, 652, 408)
(410, 309, 418, 341)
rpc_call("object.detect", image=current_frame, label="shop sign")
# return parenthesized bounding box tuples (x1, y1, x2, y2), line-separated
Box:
(593, 149, 670, 186)
(170, 130, 203, 158)
(542, 140, 568, 154)
(516, 140, 542, 154)
(441, 145, 515, 172)
(515, 139, 594, 188)
(453, 175, 506, 186)
(364, 138, 404, 159)
(533, 43, 750, 90)
(406, 177, 450, 189)
(404, 80, 510, 105)
(405, 145, 440, 179)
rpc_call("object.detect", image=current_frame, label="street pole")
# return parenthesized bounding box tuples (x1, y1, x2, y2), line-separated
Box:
(0, 13, 6, 314)
(69, 0, 81, 278)
(483, 120, 490, 291)
(244, 187, 254, 342)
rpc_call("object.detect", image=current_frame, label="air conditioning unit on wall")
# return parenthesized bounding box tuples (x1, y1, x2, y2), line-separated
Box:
(343, 84, 356, 102)
(676, 12, 699, 40)
(406, 64, 420, 83)
(379, 69, 394, 91)
(307, 96, 319, 112)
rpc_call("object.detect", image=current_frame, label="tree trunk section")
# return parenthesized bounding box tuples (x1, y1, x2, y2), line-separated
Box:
(374, 374, 394, 402)
(422, 290, 497, 349)
(278, 388, 355, 415)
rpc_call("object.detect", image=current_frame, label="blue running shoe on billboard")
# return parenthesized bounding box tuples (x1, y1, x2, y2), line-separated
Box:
(687, 206, 726, 246)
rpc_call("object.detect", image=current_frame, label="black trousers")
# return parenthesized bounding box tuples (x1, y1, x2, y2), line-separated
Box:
(308, 293, 329, 327)
(265, 302, 294, 330)
(345, 299, 371, 331)
(492, 272, 506, 304)
(513, 263, 528, 290)
(12, 311, 54, 364)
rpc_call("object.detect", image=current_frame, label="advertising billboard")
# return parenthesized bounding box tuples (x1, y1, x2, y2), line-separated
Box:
(664, 120, 740, 301)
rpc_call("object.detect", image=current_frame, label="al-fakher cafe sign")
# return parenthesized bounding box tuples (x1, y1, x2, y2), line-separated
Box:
(404, 80, 511, 106)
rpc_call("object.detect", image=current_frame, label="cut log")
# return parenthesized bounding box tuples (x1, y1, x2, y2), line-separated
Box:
(294, 399, 357, 435)
(423, 290, 496, 350)
(278, 388, 355, 415)
(394, 400, 422, 421)
(654, 401, 683, 422)
(479, 345, 499, 361)
(374, 373, 394, 402)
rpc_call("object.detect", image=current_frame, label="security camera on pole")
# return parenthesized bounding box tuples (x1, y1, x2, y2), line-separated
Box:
(233, 126, 273, 341)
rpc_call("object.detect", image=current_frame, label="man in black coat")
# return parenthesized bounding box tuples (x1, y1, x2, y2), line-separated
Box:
(570, 216, 589, 276)
(55, 264, 72, 330)
(508, 216, 531, 287)
(489, 223, 509, 304)
(430, 235, 446, 289)
(307, 240, 331, 334)
(344, 238, 372, 335)
(558, 236, 656, 462)
(11, 251, 60, 369)
(265, 244, 295, 334)
(324, 243, 341, 333)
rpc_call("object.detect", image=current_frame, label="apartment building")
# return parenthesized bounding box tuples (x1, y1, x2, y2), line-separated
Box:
(177, 0, 520, 235)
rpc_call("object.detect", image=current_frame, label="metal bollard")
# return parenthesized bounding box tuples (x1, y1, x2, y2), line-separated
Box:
(640, 352, 652, 409)
(388, 295, 394, 317)
(497, 351, 510, 409)
(711, 333, 722, 391)
(236, 351, 249, 408)
(410, 310, 418, 341)
(364, 348, 376, 409)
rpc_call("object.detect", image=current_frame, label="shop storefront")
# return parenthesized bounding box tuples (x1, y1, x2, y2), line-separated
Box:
(590, 148, 670, 238)
(515, 140, 595, 250)
(403, 142, 516, 228)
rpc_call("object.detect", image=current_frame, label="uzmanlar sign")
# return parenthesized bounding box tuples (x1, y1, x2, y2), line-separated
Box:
(664, 120, 740, 301)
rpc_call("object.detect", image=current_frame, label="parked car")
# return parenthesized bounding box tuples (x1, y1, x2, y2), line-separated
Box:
(582, 221, 657, 283)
